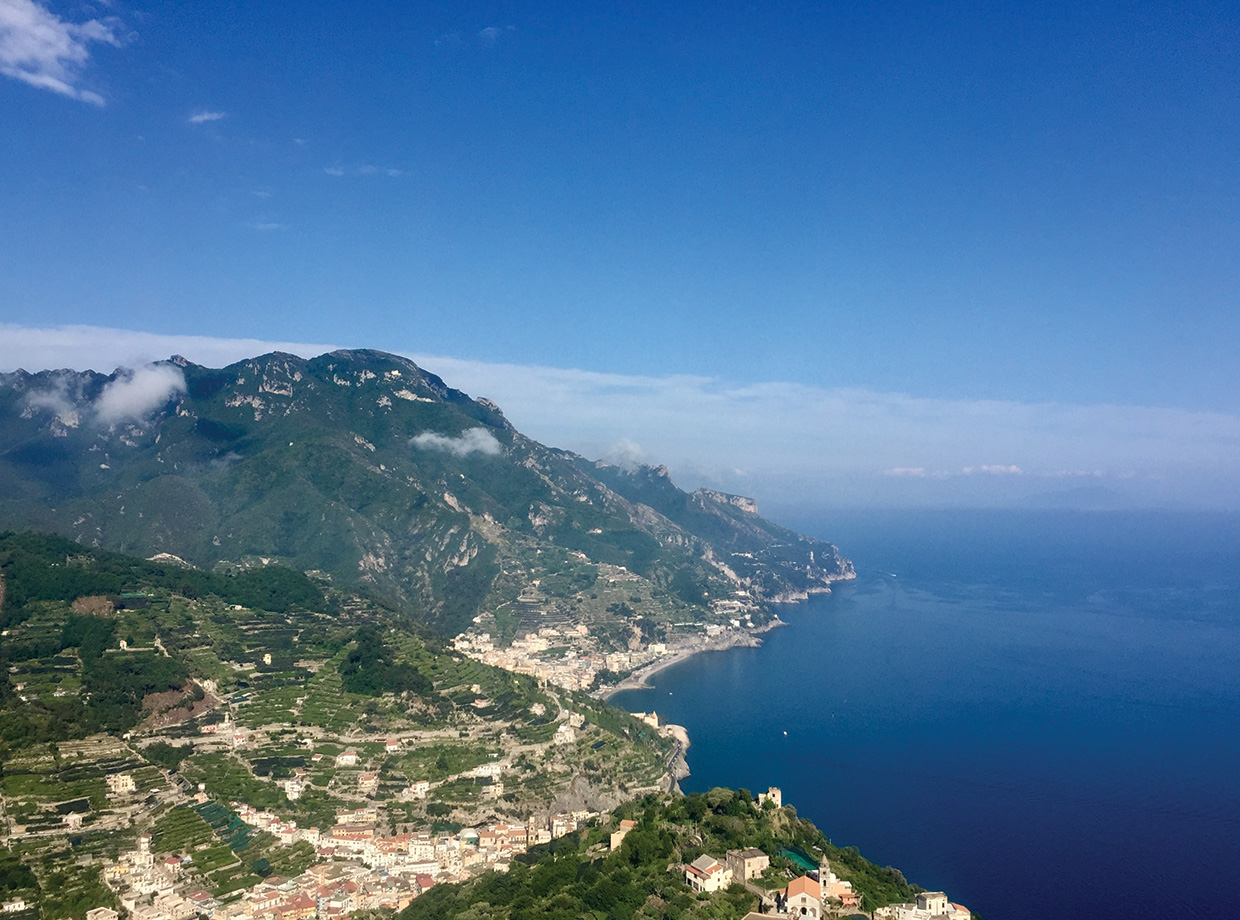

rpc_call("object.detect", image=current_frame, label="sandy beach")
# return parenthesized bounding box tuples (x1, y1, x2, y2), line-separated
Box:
(598, 618, 786, 701)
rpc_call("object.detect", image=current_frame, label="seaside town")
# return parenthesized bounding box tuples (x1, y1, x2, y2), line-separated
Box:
(52, 779, 974, 920)
(90, 797, 601, 920)
(453, 562, 774, 695)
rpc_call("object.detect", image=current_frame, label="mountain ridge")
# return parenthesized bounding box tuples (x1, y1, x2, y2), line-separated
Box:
(0, 349, 853, 637)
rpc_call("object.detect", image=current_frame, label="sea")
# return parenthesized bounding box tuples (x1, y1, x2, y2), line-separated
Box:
(611, 509, 1240, 920)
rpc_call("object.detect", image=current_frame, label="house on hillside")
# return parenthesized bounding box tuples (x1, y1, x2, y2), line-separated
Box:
(726, 848, 769, 882)
(778, 876, 821, 919)
(610, 819, 637, 851)
(874, 892, 971, 920)
(685, 854, 732, 893)
(107, 773, 137, 797)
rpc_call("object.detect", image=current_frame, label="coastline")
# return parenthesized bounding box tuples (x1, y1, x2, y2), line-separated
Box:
(598, 616, 787, 701)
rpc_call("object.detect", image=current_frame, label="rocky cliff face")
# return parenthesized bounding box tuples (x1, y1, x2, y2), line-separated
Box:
(694, 488, 760, 516)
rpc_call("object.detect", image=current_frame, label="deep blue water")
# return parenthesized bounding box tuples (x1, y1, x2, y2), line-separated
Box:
(612, 510, 1240, 920)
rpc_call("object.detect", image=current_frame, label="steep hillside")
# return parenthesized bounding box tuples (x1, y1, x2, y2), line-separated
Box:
(402, 788, 923, 919)
(0, 350, 852, 636)
(0, 532, 680, 917)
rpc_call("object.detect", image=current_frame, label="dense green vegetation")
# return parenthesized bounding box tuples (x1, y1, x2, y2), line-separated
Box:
(402, 789, 919, 920)
(0, 531, 326, 627)
(339, 626, 434, 697)
(0, 349, 852, 636)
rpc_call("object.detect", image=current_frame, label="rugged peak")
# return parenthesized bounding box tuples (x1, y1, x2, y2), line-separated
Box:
(475, 398, 516, 431)
(694, 488, 760, 516)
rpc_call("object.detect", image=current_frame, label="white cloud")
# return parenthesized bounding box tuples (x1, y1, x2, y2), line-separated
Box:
(249, 221, 285, 231)
(188, 110, 226, 124)
(23, 376, 79, 423)
(0, 323, 338, 373)
(3, 324, 1240, 508)
(22, 360, 186, 427)
(408, 355, 1240, 508)
(93, 364, 186, 425)
(477, 25, 515, 44)
(324, 165, 404, 178)
(603, 438, 647, 469)
(0, 0, 122, 105)
(411, 428, 503, 458)
(962, 465, 1022, 476)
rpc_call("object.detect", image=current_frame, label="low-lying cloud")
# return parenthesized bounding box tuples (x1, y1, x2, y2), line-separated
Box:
(23, 377, 80, 423)
(411, 428, 503, 458)
(4, 324, 1240, 509)
(23, 361, 186, 427)
(0, 324, 338, 373)
(93, 364, 187, 425)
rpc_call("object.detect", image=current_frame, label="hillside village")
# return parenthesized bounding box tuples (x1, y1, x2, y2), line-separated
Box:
(35, 779, 974, 920)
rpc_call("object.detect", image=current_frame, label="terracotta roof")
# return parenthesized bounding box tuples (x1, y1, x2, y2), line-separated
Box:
(687, 855, 723, 878)
(784, 876, 821, 900)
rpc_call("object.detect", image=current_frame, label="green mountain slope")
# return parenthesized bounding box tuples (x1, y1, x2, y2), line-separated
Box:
(0, 530, 676, 812)
(0, 532, 682, 917)
(0, 350, 852, 636)
(402, 788, 922, 920)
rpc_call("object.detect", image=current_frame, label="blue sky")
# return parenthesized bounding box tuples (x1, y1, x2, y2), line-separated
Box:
(1, 1, 1238, 509)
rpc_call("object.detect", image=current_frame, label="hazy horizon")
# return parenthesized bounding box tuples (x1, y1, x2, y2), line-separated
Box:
(2, 323, 1237, 513)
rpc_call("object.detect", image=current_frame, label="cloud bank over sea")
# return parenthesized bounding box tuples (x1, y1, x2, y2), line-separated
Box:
(3, 323, 1237, 510)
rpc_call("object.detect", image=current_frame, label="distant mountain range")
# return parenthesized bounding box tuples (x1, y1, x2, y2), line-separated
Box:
(0, 349, 852, 636)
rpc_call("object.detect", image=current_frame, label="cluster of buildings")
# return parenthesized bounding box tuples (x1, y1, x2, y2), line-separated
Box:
(302, 805, 595, 872)
(453, 608, 764, 696)
(241, 801, 598, 874)
(686, 857, 861, 917)
(771, 871, 860, 915)
(681, 788, 978, 920)
(91, 771, 977, 920)
(874, 892, 973, 920)
(453, 629, 626, 691)
(101, 801, 604, 920)
(102, 833, 202, 920)
(111, 855, 429, 920)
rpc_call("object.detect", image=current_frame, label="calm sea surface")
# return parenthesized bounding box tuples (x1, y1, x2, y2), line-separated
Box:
(612, 510, 1240, 920)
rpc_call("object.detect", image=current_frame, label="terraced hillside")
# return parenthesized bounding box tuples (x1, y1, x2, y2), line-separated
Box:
(0, 533, 677, 916)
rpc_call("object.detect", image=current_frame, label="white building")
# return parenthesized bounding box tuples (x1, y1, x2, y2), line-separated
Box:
(685, 855, 732, 893)
(781, 876, 821, 919)
(107, 773, 137, 796)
